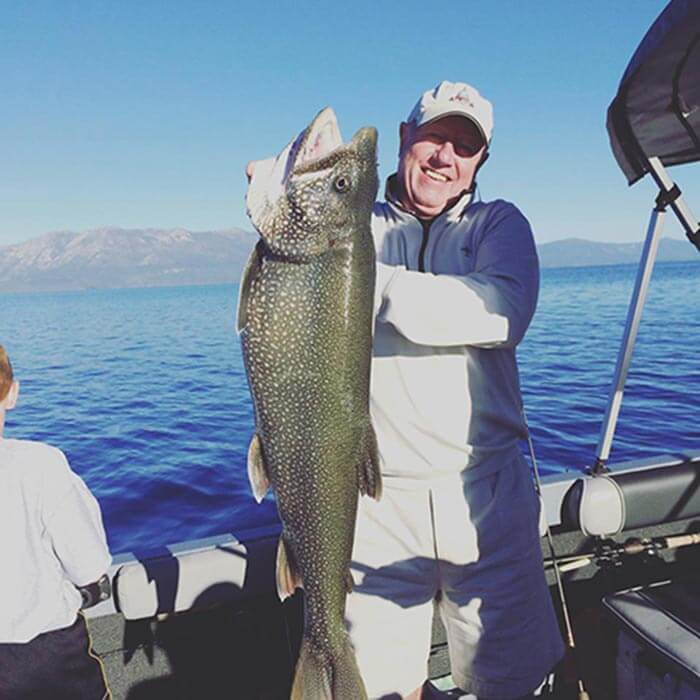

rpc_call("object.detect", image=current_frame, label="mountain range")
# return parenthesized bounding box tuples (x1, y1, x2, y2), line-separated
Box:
(0, 227, 253, 293)
(537, 236, 698, 269)
(0, 228, 697, 293)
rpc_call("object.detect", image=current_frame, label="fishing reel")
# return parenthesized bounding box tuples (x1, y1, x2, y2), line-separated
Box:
(594, 536, 663, 569)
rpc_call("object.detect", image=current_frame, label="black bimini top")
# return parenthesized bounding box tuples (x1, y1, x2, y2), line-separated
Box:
(607, 0, 700, 185)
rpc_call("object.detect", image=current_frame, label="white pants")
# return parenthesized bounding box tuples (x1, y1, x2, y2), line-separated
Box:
(346, 453, 564, 699)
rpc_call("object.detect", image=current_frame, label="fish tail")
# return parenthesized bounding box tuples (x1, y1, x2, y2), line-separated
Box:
(290, 636, 367, 700)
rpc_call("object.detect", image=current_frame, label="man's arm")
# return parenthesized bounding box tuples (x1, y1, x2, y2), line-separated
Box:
(375, 205, 539, 348)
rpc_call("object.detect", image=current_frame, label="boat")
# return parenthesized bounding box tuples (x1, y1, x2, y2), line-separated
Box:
(83, 2, 700, 697)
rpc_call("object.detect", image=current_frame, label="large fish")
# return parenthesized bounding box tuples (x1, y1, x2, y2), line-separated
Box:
(237, 107, 381, 699)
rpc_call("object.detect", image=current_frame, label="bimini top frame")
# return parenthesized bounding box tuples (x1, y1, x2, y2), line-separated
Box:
(594, 0, 700, 472)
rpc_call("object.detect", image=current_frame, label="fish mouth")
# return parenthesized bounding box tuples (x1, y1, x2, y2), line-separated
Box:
(291, 109, 377, 177)
(246, 108, 343, 230)
(290, 107, 343, 173)
(245, 108, 376, 236)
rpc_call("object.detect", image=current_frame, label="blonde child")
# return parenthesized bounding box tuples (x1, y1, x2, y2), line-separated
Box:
(0, 345, 112, 698)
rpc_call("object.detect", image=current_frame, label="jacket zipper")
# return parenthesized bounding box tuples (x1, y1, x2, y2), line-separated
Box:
(418, 220, 431, 272)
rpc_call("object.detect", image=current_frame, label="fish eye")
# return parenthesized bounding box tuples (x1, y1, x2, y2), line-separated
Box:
(333, 175, 351, 193)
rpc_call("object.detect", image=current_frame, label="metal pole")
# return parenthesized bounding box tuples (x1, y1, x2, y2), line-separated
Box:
(593, 156, 700, 472)
(593, 203, 666, 472)
(646, 156, 700, 249)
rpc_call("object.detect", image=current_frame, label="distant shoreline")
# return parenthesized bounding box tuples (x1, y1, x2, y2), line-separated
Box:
(0, 227, 697, 294)
(539, 257, 700, 272)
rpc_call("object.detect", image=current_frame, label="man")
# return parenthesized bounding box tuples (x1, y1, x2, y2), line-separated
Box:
(0, 345, 112, 698)
(344, 81, 564, 699)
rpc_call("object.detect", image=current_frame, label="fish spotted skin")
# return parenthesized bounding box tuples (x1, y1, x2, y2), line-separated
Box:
(238, 108, 381, 699)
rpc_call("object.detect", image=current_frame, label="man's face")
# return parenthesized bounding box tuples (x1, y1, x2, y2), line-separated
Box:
(396, 115, 486, 219)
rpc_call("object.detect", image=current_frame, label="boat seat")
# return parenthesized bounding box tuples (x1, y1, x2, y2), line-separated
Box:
(113, 537, 275, 620)
(603, 581, 700, 697)
(561, 459, 700, 537)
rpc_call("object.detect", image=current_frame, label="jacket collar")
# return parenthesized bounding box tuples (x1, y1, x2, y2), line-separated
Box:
(384, 174, 475, 226)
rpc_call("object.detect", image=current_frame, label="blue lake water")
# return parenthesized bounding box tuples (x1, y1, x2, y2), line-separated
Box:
(2, 260, 699, 554)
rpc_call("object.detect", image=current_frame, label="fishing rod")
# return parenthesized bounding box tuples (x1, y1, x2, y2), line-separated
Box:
(523, 410, 590, 700)
(543, 532, 700, 574)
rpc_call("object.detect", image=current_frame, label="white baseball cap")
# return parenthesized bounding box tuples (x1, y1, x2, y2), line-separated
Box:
(406, 80, 494, 146)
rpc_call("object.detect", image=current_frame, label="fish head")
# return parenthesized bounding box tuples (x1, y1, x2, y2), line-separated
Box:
(246, 108, 378, 261)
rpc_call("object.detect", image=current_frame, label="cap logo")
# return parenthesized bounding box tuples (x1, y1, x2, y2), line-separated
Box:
(448, 90, 474, 108)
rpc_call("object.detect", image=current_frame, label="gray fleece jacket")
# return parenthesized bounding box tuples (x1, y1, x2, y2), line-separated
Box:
(371, 180, 539, 482)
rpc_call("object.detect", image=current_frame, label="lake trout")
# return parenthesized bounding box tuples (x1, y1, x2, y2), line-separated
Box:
(237, 107, 381, 700)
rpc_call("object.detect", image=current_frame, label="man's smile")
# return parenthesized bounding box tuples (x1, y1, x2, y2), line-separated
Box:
(423, 167, 450, 182)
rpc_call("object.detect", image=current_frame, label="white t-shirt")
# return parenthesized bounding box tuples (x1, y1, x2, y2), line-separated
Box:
(0, 438, 111, 643)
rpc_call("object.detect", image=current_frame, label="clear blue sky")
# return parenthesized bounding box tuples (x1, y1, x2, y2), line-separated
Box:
(2, 0, 697, 246)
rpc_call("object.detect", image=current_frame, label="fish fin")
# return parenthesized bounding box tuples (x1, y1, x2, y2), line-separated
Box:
(247, 433, 270, 503)
(290, 635, 367, 700)
(276, 536, 303, 602)
(345, 568, 354, 594)
(358, 423, 382, 501)
(236, 240, 264, 333)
